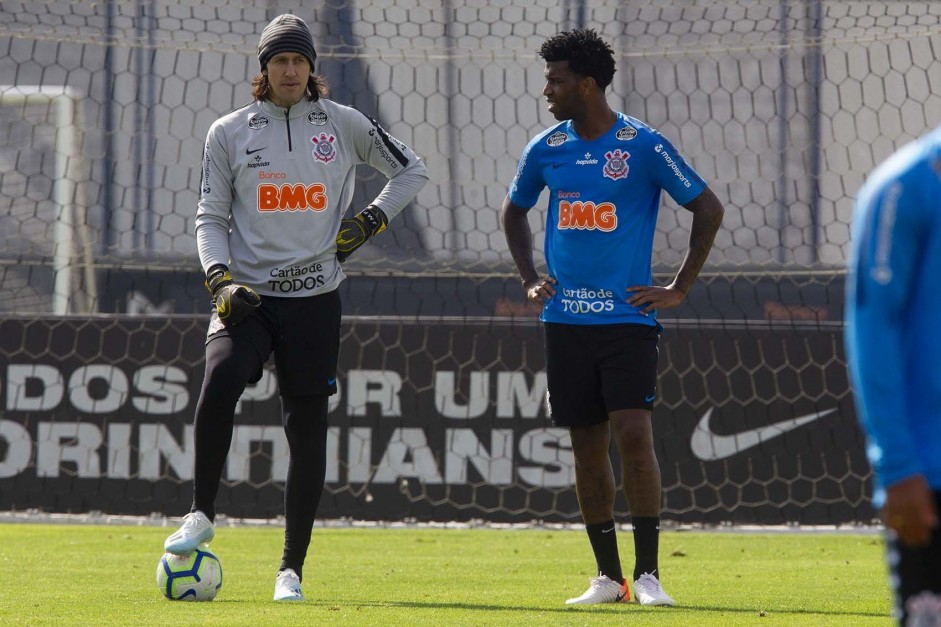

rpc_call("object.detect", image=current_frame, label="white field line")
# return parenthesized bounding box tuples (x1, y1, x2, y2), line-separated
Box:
(0, 510, 882, 534)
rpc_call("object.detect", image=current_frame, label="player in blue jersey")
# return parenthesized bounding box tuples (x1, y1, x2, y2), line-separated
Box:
(502, 29, 724, 606)
(845, 129, 941, 626)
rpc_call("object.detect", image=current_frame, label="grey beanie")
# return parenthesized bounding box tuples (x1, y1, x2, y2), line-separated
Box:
(258, 14, 317, 71)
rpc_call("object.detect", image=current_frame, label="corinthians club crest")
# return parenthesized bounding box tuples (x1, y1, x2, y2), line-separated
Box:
(603, 149, 629, 180)
(311, 132, 337, 163)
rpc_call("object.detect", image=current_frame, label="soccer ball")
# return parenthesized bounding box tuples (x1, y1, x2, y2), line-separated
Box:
(156, 546, 223, 601)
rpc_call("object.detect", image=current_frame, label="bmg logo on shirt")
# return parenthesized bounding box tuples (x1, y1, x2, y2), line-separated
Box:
(557, 200, 617, 231)
(257, 183, 328, 211)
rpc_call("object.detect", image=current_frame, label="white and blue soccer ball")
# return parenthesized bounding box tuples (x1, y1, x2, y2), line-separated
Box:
(156, 546, 223, 601)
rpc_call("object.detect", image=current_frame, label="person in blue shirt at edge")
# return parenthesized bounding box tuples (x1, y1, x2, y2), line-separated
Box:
(845, 128, 941, 626)
(501, 29, 724, 607)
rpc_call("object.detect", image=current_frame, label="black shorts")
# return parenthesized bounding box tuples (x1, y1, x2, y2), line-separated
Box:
(886, 491, 941, 625)
(544, 322, 661, 428)
(205, 289, 341, 396)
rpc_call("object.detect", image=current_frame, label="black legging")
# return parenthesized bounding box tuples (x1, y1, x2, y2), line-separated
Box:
(192, 337, 261, 520)
(278, 393, 329, 580)
(192, 338, 330, 580)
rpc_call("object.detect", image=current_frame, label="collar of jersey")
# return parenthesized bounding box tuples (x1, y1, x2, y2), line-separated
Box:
(258, 98, 321, 119)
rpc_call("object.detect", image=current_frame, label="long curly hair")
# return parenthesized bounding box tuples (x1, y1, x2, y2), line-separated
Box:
(250, 73, 329, 102)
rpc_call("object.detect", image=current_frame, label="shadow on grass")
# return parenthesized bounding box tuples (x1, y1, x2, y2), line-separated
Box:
(269, 598, 890, 620)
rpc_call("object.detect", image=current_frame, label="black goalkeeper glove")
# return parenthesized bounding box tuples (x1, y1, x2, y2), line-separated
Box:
(336, 206, 387, 262)
(205, 264, 261, 326)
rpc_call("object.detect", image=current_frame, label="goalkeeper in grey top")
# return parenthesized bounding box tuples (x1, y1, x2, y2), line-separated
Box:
(163, 13, 428, 603)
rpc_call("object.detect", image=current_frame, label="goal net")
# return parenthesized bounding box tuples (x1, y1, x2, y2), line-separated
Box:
(2, 0, 939, 525)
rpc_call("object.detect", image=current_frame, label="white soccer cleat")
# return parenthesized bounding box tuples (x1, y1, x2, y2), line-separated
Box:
(163, 510, 215, 556)
(565, 575, 630, 605)
(273, 568, 304, 602)
(632, 572, 676, 606)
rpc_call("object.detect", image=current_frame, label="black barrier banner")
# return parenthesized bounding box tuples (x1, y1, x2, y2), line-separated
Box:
(0, 316, 873, 525)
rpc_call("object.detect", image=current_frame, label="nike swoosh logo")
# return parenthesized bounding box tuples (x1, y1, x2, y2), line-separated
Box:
(601, 526, 615, 534)
(644, 394, 656, 403)
(245, 147, 266, 155)
(327, 377, 336, 385)
(690, 408, 836, 462)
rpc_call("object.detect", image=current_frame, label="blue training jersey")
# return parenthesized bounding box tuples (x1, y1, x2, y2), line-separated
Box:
(845, 126, 941, 507)
(509, 113, 706, 325)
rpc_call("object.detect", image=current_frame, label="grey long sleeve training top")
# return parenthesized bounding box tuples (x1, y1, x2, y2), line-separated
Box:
(195, 97, 429, 297)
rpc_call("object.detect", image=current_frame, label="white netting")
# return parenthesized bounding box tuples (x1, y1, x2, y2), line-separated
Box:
(0, 0, 927, 524)
(4, 0, 941, 302)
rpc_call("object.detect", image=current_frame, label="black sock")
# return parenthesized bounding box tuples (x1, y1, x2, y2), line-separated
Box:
(585, 520, 623, 582)
(192, 507, 214, 523)
(631, 516, 660, 582)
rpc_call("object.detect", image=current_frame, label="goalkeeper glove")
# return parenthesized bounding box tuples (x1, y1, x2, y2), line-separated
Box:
(336, 206, 387, 262)
(205, 264, 261, 326)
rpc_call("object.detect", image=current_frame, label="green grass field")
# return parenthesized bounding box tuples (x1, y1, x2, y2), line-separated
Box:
(0, 523, 892, 626)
